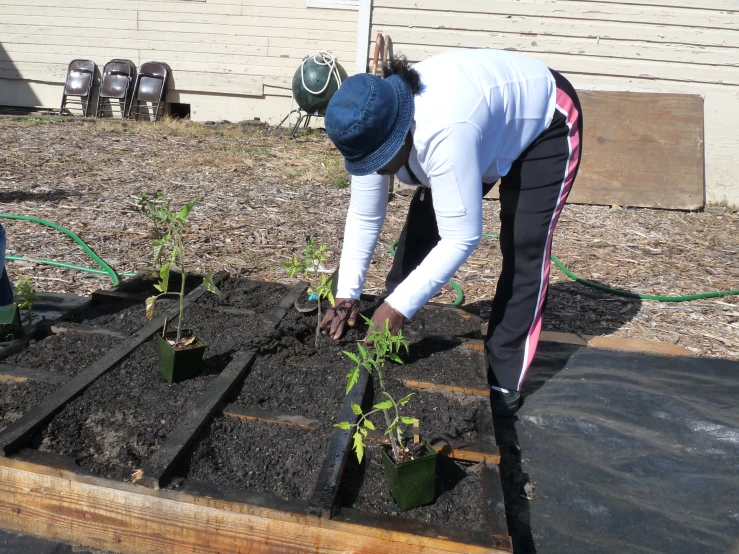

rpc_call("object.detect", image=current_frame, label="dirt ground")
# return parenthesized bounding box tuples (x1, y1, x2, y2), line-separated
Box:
(1, 116, 738, 359)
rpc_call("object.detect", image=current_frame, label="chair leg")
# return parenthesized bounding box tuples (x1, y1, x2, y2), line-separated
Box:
(60, 95, 66, 116)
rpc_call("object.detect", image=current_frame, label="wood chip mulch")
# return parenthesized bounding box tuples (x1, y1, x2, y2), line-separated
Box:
(1, 117, 738, 359)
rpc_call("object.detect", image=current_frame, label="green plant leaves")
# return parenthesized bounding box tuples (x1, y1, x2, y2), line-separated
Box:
(13, 276, 39, 310)
(345, 367, 359, 394)
(353, 432, 365, 464)
(334, 421, 352, 430)
(400, 417, 419, 425)
(178, 199, 197, 222)
(351, 402, 362, 416)
(373, 400, 393, 411)
(363, 419, 375, 431)
(398, 393, 414, 406)
(203, 272, 220, 295)
(343, 351, 360, 364)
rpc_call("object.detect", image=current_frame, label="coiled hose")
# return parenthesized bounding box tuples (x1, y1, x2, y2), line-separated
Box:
(390, 234, 739, 305)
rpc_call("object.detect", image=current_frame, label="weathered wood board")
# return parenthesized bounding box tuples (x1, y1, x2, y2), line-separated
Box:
(0, 456, 511, 554)
(485, 91, 705, 210)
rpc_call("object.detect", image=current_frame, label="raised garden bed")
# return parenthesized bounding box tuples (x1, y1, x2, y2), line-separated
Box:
(0, 274, 511, 554)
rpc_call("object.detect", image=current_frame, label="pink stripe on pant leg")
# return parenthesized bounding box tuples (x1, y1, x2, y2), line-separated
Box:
(518, 89, 581, 390)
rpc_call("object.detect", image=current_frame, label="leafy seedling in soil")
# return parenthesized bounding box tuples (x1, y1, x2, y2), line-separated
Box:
(14, 275, 40, 327)
(13, 276, 39, 311)
(335, 317, 419, 464)
(282, 237, 335, 349)
(137, 194, 220, 381)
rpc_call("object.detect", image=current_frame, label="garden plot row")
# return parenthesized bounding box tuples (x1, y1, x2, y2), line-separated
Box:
(0, 273, 511, 554)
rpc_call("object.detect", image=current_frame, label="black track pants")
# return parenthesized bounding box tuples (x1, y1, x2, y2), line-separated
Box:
(386, 70, 583, 392)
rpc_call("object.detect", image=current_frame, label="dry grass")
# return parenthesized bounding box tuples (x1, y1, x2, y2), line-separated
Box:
(1, 116, 738, 359)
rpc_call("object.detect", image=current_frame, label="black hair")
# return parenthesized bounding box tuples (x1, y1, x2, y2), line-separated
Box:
(382, 55, 424, 95)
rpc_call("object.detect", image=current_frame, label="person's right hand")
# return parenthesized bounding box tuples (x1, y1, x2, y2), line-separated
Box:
(320, 298, 361, 340)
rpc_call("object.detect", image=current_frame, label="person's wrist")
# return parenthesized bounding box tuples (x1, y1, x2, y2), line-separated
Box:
(382, 299, 406, 320)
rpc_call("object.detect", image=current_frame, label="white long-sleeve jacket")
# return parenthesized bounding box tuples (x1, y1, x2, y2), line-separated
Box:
(336, 49, 557, 318)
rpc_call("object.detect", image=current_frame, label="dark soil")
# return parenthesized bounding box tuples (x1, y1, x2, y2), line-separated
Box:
(396, 338, 486, 385)
(72, 299, 174, 335)
(3, 333, 121, 376)
(0, 380, 58, 433)
(406, 306, 481, 339)
(230, 306, 374, 421)
(36, 338, 218, 479)
(34, 280, 289, 480)
(338, 444, 485, 531)
(372, 376, 482, 445)
(174, 416, 331, 502)
(196, 276, 288, 311)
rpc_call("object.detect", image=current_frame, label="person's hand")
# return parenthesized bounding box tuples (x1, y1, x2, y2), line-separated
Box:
(320, 298, 361, 340)
(367, 302, 405, 342)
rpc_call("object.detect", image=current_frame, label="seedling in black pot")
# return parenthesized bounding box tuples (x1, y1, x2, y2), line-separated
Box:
(336, 318, 437, 511)
(138, 194, 220, 383)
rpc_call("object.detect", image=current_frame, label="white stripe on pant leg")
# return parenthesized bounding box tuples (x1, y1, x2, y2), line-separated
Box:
(518, 105, 574, 390)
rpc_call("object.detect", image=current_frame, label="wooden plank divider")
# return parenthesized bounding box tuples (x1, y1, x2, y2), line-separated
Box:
(50, 322, 128, 339)
(308, 368, 371, 519)
(223, 405, 322, 430)
(399, 378, 491, 397)
(365, 432, 501, 465)
(0, 328, 48, 362)
(0, 456, 509, 554)
(91, 290, 149, 302)
(0, 364, 67, 385)
(138, 282, 307, 489)
(265, 281, 309, 329)
(139, 349, 258, 489)
(0, 273, 226, 457)
(480, 463, 510, 540)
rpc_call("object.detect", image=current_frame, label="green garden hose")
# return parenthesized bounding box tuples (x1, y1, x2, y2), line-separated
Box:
(389, 234, 739, 305)
(481, 232, 739, 302)
(0, 213, 136, 286)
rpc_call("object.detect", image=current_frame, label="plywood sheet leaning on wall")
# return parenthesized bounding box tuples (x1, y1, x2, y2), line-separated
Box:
(486, 91, 705, 210)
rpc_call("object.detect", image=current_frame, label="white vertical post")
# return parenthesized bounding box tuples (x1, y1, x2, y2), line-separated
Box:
(354, 0, 373, 74)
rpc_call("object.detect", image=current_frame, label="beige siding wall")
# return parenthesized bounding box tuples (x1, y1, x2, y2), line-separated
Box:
(370, 0, 739, 204)
(0, 0, 358, 122)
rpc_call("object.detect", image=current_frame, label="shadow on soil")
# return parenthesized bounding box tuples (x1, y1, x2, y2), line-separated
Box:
(0, 189, 84, 203)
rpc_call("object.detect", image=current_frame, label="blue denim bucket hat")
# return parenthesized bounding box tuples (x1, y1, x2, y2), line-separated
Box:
(325, 73, 414, 176)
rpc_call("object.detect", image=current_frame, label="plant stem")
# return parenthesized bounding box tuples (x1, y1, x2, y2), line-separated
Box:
(377, 365, 401, 460)
(176, 234, 185, 343)
(315, 290, 321, 350)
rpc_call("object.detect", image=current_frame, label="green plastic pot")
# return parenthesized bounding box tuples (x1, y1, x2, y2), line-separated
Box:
(157, 330, 206, 383)
(0, 304, 22, 341)
(381, 439, 438, 511)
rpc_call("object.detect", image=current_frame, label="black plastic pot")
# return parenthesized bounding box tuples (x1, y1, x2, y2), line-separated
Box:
(0, 304, 22, 341)
(156, 330, 206, 383)
(381, 439, 437, 511)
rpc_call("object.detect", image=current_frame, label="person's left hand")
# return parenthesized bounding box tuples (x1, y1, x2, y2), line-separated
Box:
(368, 302, 405, 341)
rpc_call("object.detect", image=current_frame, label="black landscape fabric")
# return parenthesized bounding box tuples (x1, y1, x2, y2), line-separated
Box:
(503, 343, 739, 554)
